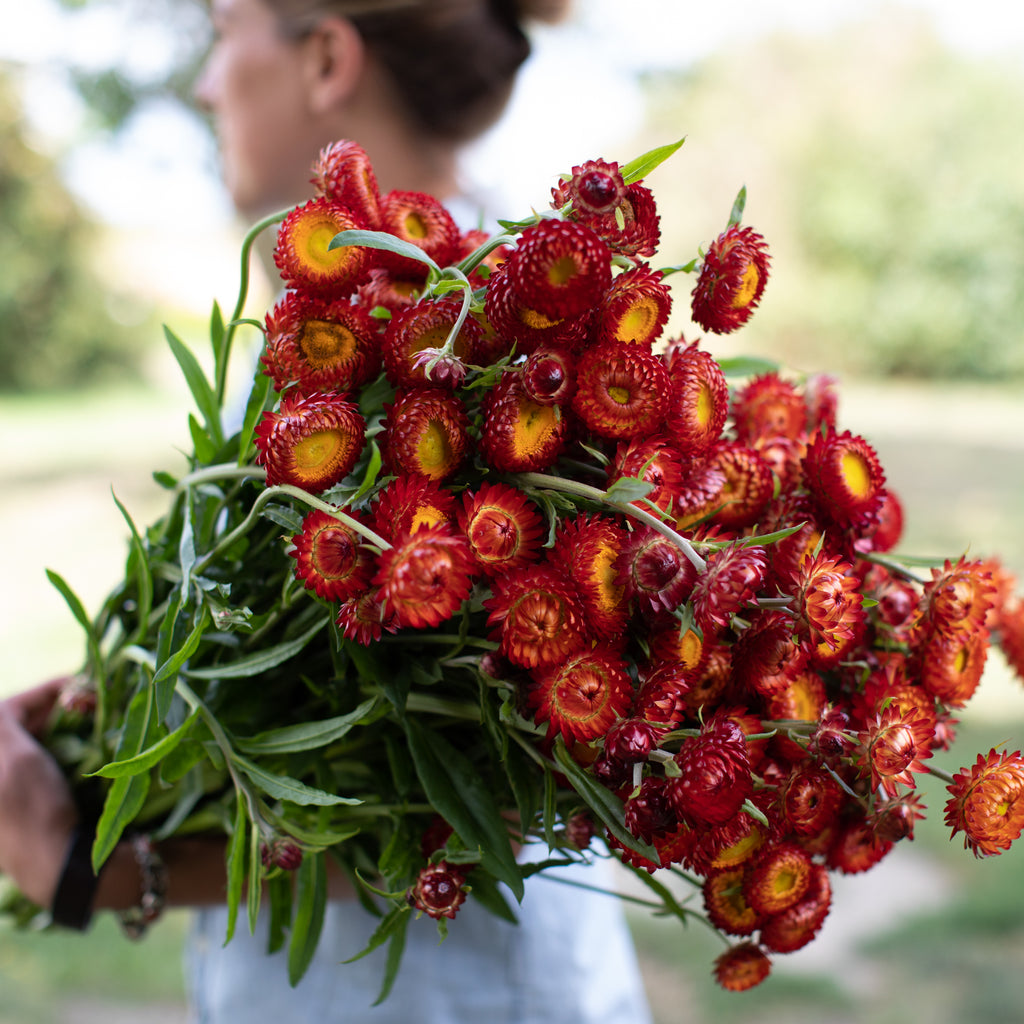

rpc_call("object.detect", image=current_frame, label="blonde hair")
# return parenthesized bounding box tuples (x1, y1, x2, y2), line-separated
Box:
(267, 0, 572, 141)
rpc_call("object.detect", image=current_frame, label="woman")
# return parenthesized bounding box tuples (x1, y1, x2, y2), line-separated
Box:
(0, 2, 654, 1022)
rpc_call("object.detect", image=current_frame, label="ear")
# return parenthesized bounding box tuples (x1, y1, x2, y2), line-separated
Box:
(301, 16, 366, 115)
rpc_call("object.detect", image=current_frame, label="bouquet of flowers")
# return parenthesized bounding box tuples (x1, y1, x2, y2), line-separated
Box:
(28, 138, 1024, 995)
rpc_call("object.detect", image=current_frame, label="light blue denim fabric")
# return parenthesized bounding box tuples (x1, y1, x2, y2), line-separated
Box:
(185, 852, 652, 1023)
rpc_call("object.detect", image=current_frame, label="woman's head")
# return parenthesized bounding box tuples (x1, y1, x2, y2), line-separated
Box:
(195, 0, 570, 219)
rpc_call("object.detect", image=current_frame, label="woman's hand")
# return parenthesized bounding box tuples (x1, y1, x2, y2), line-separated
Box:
(0, 679, 78, 908)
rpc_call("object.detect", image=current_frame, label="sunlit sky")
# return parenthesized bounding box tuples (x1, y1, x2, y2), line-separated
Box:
(3, 0, 1023, 308)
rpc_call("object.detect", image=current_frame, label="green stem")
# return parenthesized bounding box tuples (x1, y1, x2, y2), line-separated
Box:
(515, 472, 707, 573)
(539, 872, 673, 913)
(926, 764, 955, 785)
(216, 208, 289, 405)
(177, 463, 267, 491)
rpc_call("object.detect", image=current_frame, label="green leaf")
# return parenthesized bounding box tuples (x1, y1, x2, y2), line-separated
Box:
(288, 852, 328, 986)
(373, 910, 410, 1007)
(552, 738, 660, 864)
(542, 765, 558, 851)
(92, 773, 150, 872)
(111, 492, 153, 645)
(728, 185, 747, 227)
(658, 258, 701, 277)
(716, 355, 782, 378)
(153, 607, 209, 721)
(351, 440, 383, 503)
(210, 300, 226, 397)
(188, 413, 216, 466)
(234, 755, 362, 807)
(343, 904, 409, 964)
(164, 324, 223, 448)
(224, 800, 247, 944)
(247, 819, 262, 933)
(405, 718, 523, 901)
(185, 616, 325, 680)
(234, 697, 379, 756)
(45, 569, 102, 678)
(89, 708, 200, 778)
(328, 229, 441, 275)
(604, 476, 655, 505)
(238, 369, 273, 465)
(467, 872, 519, 925)
(620, 138, 685, 184)
(266, 873, 293, 955)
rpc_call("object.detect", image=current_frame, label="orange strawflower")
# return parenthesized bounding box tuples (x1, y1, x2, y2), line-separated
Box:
(691, 224, 770, 335)
(593, 263, 671, 348)
(945, 748, 1024, 857)
(703, 866, 763, 937)
(458, 482, 546, 578)
(915, 557, 997, 638)
(794, 552, 866, 654)
(521, 346, 576, 406)
(290, 508, 375, 602)
(742, 841, 812, 915)
(335, 587, 398, 645)
(712, 942, 771, 992)
(705, 442, 775, 530)
(254, 391, 366, 493)
(760, 862, 832, 953)
(731, 372, 807, 444)
(858, 705, 933, 798)
(917, 627, 989, 707)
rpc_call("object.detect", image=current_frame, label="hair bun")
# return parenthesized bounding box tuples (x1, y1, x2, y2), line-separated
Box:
(516, 0, 572, 25)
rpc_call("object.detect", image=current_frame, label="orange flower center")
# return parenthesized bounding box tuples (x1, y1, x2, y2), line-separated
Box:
(300, 320, 358, 369)
(616, 297, 659, 344)
(547, 255, 579, 287)
(520, 307, 562, 330)
(292, 429, 347, 480)
(512, 401, 561, 458)
(839, 449, 872, 498)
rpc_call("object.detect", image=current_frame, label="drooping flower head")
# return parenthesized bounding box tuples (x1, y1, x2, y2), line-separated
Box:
(371, 475, 457, 544)
(290, 508, 375, 602)
(273, 197, 368, 294)
(691, 224, 770, 335)
(507, 218, 612, 319)
(703, 866, 764, 937)
(262, 291, 380, 393)
(254, 391, 366, 492)
(478, 372, 570, 473)
(689, 543, 769, 637)
(380, 388, 470, 481)
(613, 525, 698, 615)
(408, 862, 468, 920)
(916, 627, 988, 708)
(669, 716, 753, 827)
(944, 748, 1024, 857)
(372, 523, 475, 630)
(381, 298, 481, 389)
(571, 340, 671, 440)
(528, 644, 633, 743)
(759, 863, 832, 954)
(335, 587, 398, 645)
(484, 564, 589, 669)
(802, 429, 886, 528)
(592, 264, 672, 348)
(858, 704, 933, 798)
(310, 139, 381, 227)
(712, 942, 771, 992)
(458, 482, 546, 578)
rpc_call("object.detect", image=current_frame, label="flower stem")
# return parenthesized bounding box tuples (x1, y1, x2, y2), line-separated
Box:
(515, 472, 707, 573)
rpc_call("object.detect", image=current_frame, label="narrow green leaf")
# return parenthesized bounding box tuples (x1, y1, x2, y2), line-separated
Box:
(238, 369, 273, 465)
(234, 754, 362, 807)
(89, 709, 200, 779)
(467, 873, 519, 925)
(153, 608, 209, 720)
(111, 492, 153, 644)
(728, 185, 747, 227)
(372, 910, 410, 1007)
(716, 355, 782, 378)
(328, 228, 441, 274)
(542, 765, 558, 851)
(288, 853, 328, 986)
(343, 904, 409, 964)
(184, 617, 325, 680)
(247, 819, 263, 933)
(44, 569, 93, 633)
(234, 697, 378, 756)
(188, 413, 217, 466)
(210, 300, 226, 397)
(92, 773, 150, 872)
(552, 738, 660, 864)
(351, 440, 383, 503)
(620, 138, 685, 184)
(405, 718, 523, 901)
(605, 476, 655, 505)
(224, 800, 247, 944)
(164, 325, 223, 448)
(657, 258, 701, 277)
(266, 873, 293, 955)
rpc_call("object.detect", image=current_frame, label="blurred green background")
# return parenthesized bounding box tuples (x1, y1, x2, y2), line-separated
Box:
(1, 2, 1022, 1021)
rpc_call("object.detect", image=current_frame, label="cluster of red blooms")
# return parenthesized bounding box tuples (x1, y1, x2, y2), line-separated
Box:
(250, 140, 1024, 991)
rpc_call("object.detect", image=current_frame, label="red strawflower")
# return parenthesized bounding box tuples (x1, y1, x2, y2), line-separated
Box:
(670, 717, 753, 827)
(803, 373, 839, 434)
(731, 610, 807, 699)
(458, 482, 546, 578)
(633, 660, 692, 730)
(732, 372, 807, 445)
(703, 866, 763, 937)
(760, 862, 832, 954)
(869, 791, 927, 844)
(335, 587, 398, 645)
(664, 340, 730, 456)
(802, 429, 886, 528)
(646, 618, 712, 685)
(742, 841, 812, 916)
(826, 813, 893, 874)
(858, 705, 933, 798)
(945, 748, 1024, 857)
(794, 552, 866, 654)
(380, 388, 470, 481)
(713, 942, 771, 992)
(508, 218, 612, 319)
(689, 543, 769, 636)
(917, 627, 989, 707)
(353, 267, 423, 315)
(377, 189, 461, 275)
(571, 340, 671, 440)
(262, 291, 381, 394)
(764, 670, 828, 725)
(310, 139, 381, 227)
(521, 346, 576, 406)
(372, 523, 475, 630)
(550, 514, 632, 637)
(408, 861, 468, 920)
(624, 777, 678, 843)
(592, 264, 672, 349)
(273, 197, 369, 294)
(254, 390, 365, 493)
(613, 525, 698, 614)
(485, 564, 589, 669)
(290, 508, 375, 602)
(869, 489, 905, 553)
(809, 707, 856, 762)
(381, 299, 481, 389)
(593, 181, 661, 258)
(605, 717, 661, 764)
(529, 644, 633, 743)
(691, 224, 770, 334)
(778, 764, 843, 836)
(608, 434, 685, 516)
(705, 442, 775, 530)
(371, 475, 457, 544)
(261, 839, 304, 872)
(551, 158, 626, 216)
(478, 372, 570, 473)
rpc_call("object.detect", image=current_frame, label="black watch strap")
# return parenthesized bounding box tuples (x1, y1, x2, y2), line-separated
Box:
(50, 823, 101, 931)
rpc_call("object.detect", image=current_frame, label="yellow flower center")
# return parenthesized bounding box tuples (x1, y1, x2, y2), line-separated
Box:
(695, 382, 715, 427)
(520, 307, 562, 330)
(547, 255, 579, 287)
(416, 421, 454, 478)
(410, 507, 447, 533)
(616, 297, 659, 344)
(731, 262, 760, 309)
(292, 429, 345, 478)
(839, 450, 872, 498)
(608, 385, 631, 405)
(292, 214, 352, 273)
(403, 212, 428, 240)
(300, 320, 358, 370)
(513, 401, 561, 458)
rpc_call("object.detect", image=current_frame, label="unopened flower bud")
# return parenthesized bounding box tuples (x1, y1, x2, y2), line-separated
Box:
(407, 861, 468, 919)
(261, 839, 304, 871)
(522, 347, 575, 405)
(410, 347, 467, 388)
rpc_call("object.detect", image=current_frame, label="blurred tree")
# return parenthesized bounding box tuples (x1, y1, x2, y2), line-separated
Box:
(0, 68, 143, 392)
(642, 10, 1024, 380)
